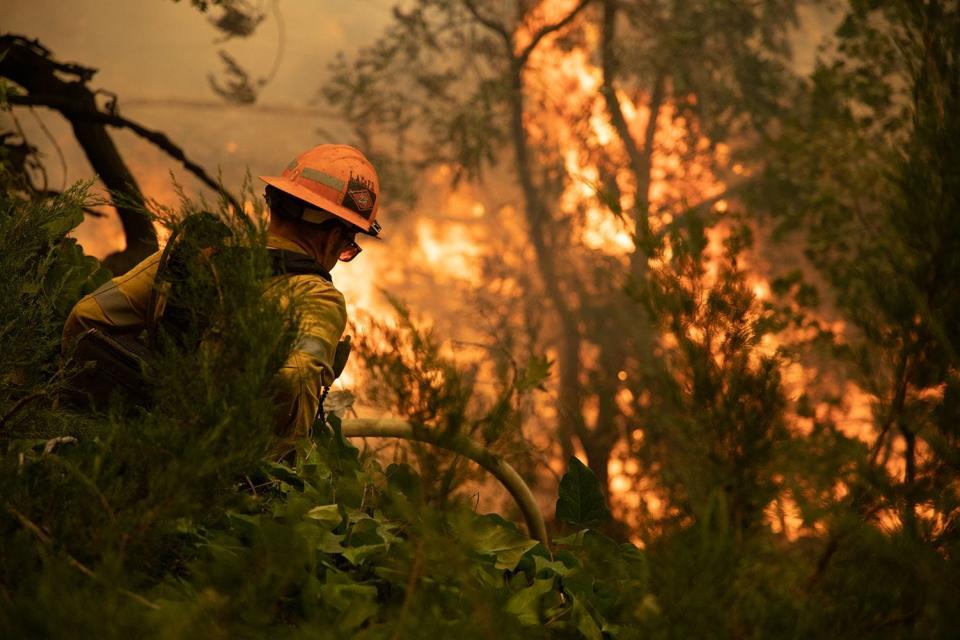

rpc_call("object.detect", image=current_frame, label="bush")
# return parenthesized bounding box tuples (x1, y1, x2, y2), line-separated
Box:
(0, 185, 649, 638)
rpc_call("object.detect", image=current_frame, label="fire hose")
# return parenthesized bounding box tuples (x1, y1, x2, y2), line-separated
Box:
(339, 418, 549, 547)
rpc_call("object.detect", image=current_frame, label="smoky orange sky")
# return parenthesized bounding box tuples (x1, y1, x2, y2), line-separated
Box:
(1, 0, 845, 416)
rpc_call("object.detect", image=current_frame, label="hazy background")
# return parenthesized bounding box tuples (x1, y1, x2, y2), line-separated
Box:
(0, 0, 426, 330)
(1, 0, 397, 252)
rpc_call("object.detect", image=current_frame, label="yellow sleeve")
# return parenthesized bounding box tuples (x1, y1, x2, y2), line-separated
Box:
(272, 274, 348, 443)
(62, 251, 163, 349)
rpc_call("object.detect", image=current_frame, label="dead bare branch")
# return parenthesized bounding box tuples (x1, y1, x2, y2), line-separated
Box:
(7, 94, 243, 214)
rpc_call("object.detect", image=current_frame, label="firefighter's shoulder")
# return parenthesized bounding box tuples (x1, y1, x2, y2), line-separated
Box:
(278, 273, 347, 333)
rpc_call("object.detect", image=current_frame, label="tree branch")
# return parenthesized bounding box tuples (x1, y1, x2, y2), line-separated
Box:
(869, 347, 912, 466)
(598, 0, 666, 285)
(518, 0, 593, 66)
(7, 94, 243, 216)
(463, 0, 512, 49)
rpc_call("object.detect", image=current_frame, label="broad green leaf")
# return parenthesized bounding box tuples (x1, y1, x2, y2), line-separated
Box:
(505, 578, 555, 625)
(316, 530, 346, 554)
(337, 517, 399, 565)
(41, 206, 84, 239)
(345, 516, 383, 542)
(341, 543, 388, 565)
(318, 579, 378, 631)
(533, 556, 572, 577)
(469, 563, 505, 588)
(553, 530, 587, 547)
(462, 513, 538, 570)
(299, 460, 332, 483)
(556, 457, 611, 528)
(262, 461, 306, 491)
(305, 504, 342, 530)
(325, 413, 360, 459)
(47, 238, 111, 316)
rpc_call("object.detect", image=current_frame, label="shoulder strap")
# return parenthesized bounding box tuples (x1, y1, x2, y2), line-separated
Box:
(145, 223, 185, 346)
(267, 248, 332, 282)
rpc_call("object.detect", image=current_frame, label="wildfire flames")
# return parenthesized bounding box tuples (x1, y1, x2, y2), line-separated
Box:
(516, 0, 908, 541)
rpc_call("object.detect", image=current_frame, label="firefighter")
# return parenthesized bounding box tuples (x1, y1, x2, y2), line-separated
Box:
(62, 144, 382, 448)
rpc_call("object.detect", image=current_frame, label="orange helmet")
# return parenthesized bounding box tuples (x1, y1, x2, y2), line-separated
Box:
(259, 144, 382, 236)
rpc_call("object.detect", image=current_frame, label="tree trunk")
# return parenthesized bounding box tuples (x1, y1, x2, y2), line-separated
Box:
(599, 0, 664, 283)
(506, 61, 587, 468)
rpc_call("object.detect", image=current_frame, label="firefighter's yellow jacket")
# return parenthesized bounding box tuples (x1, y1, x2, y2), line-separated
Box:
(62, 234, 347, 445)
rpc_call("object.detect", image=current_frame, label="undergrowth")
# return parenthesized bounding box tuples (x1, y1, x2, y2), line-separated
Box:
(0, 185, 648, 639)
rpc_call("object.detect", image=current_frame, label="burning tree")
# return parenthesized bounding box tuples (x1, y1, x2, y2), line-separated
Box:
(324, 0, 802, 521)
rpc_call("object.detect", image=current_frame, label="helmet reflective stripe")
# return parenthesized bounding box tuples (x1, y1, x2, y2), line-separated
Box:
(301, 168, 345, 192)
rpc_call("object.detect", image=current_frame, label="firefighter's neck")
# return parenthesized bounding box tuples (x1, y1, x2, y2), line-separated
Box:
(270, 218, 341, 272)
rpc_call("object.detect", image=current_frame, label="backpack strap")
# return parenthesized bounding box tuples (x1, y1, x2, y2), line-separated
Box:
(145, 222, 185, 347)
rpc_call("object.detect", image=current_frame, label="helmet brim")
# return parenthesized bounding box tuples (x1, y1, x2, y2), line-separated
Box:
(259, 175, 381, 237)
